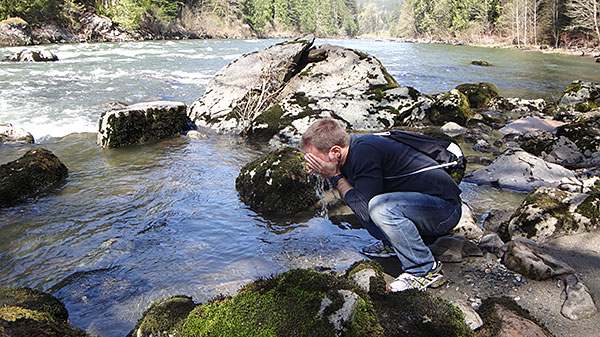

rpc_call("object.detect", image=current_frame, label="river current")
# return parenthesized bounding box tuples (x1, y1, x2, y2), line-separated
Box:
(1, 38, 599, 336)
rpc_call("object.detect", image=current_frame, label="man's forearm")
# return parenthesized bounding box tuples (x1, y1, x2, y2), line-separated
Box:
(335, 177, 353, 198)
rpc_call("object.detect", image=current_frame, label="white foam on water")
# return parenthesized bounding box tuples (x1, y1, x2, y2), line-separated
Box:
(169, 71, 212, 84)
(22, 115, 97, 139)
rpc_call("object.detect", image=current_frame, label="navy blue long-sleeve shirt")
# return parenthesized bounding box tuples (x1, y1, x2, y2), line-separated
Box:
(340, 133, 462, 226)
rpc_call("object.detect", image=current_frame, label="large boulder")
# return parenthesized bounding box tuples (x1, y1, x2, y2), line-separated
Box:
(464, 148, 579, 192)
(188, 35, 315, 134)
(558, 81, 600, 112)
(0, 17, 31, 46)
(127, 296, 196, 337)
(97, 101, 190, 148)
(4, 49, 58, 62)
(488, 97, 547, 115)
(236, 147, 319, 214)
(427, 89, 472, 126)
(0, 287, 88, 337)
(502, 239, 575, 280)
(0, 123, 34, 144)
(455, 82, 499, 109)
(507, 186, 599, 244)
(0, 148, 68, 208)
(181, 269, 383, 337)
(499, 117, 564, 135)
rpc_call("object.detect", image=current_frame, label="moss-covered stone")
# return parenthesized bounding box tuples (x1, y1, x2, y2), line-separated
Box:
(471, 60, 493, 67)
(344, 261, 387, 296)
(558, 81, 600, 112)
(0, 148, 68, 208)
(181, 269, 383, 337)
(236, 147, 319, 214)
(519, 131, 555, 156)
(576, 188, 600, 225)
(370, 290, 473, 337)
(554, 115, 600, 153)
(427, 89, 472, 126)
(455, 82, 500, 109)
(477, 297, 552, 337)
(127, 296, 197, 337)
(0, 287, 88, 337)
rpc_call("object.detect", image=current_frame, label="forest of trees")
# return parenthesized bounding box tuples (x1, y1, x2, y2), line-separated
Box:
(0, 0, 598, 47)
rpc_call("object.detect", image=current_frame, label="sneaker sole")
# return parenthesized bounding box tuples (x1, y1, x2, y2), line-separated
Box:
(420, 274, 445, 290)
(361, 251, 397, 258)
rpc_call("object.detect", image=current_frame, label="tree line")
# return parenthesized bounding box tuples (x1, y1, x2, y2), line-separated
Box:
(1, 0, 597, 47)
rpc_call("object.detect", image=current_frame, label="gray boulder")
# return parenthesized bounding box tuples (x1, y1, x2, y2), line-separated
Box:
(451, 203, 484, 241)
(188, 35, 315, 135)
(0, 18, 31, 46)
(478, 233, 505, 255)
(502, 239, 575, 280)
(508, 186, 599, 244)
(561, 274, 597, 320)
(429, 235, 483, 263)
(464, 148, 579, 192)
(0, 123, 34, 144)
(97, 101, 189, 148)
(455, 82, 499, 109)
(488, 97, 547, 114)
(558, 81, 600, 112)
(5, 49, 58, 62)
(499, 117, 564, 135)
(0, 148, 68, 207)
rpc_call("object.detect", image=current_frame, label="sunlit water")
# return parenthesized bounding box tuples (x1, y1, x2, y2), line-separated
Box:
(1, 38, 598, 336)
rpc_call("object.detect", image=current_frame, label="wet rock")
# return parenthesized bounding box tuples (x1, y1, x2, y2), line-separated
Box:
(427, 89, 472, 126)
(483, 209, 514, 235)
(0, 17, 31, 46)
(235, 147, 319, 214)
(560, 275, 597, 320)
(465, 148, 579, 192)
(441, 121, 467, 137)
(455, 82, 499, 109)
(0, 123, 34, 144)
(499, 117, 564, 135)
(453, 300, 484, 330)
(429, 235, 483, 263)
(0, 148, 68, 208)
(127, 296, 196, 337)
(451, 203, 484, 241)
(181, 269, 382, 337)
(5, 49, 58, 62)
(185, 130, 208, 140)
(508, 186, 599, 244)
(471, 60, 493, 67)
(502, 239, 575, 280)
(188, 35, 315, 135)
(97, 101, 189, 148)
(370, 289, 473, 337)
(0, 287, 88, 337)
(478, 233, 505, 255)
(478, 297, 552, 337)
(558, 81, 600, 112)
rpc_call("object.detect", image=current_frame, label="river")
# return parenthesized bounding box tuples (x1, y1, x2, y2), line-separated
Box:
(0, 38, 598, 336)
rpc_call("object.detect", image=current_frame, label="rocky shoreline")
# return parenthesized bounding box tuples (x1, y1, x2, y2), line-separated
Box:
(1, 36, 599, 336)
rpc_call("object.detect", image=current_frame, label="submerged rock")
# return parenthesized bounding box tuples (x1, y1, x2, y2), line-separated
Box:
(455, 82, 499, 109)
(507, 186, 599, 244)
(97, 101, 190, 148)
(0, 287, 88, 337)
(465, 148, 579, 192)
(558, 81, 600, 112)
(4, 49, 58, 62)
(127, 296, 196, 337)
(0, 148, 68, 207)
(0, 123, 34, 144)
(235, 147, 319, 214)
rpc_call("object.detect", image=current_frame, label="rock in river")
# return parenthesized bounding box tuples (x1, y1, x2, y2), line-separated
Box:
(0, 148, 68, 208)
(97, 101, 190, 148)
(4, 49, 58, 62)
(0, 123, 34, 144)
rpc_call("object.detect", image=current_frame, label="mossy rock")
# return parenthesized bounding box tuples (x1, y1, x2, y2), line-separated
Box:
(344, 260, 387, 296)
(181, 269, 383, 337)
(455, 82, 500, 109)
(236, 147, 319, 214)
(370, 290, 473, 337)
(477, 296, 552, 337)
(519, 131, 555, 156)
(427, 89, 472, 126)
(558, 81, 600, 112)
(127, 296, 197, 337)
(0, 148, 68, 208)
(554, 115, 600, 153)
(0, 287, 88, 337)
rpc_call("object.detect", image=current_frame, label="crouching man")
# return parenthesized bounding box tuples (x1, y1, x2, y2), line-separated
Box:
(301, 118, 462, 291)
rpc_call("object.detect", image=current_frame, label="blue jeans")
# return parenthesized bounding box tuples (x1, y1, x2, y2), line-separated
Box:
(367, 192, 462, 276)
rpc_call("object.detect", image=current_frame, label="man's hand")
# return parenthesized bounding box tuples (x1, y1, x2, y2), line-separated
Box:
(305, 153, 339, 178)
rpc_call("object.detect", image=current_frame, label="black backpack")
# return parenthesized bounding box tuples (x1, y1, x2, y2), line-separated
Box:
(374, 130, 465, 178)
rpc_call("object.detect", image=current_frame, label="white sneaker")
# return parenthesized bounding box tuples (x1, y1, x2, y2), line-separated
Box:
(388, 261, 445, 292)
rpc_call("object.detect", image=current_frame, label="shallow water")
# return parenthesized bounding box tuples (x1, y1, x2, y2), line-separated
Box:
(0, 38, 595, 336)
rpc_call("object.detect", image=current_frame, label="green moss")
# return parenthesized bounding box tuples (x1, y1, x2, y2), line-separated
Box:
(520, 138, 554, 156)
(0, 306, 54, 322)
(127, 296, 196, 337)
(471, 60, 493, 66)
(354, 50, 370, 60)
(428, 90, 472, 126)
(574, 100, 598, 112)
(235, 147, 319, 214)
(344, 261, 387, 296)
(0, 287, 68, 324)
(576, 191, 600, 225)
(563, 81, 583, 95)
(181, 269, 380, 337)
(555, 116, 600, 153)
(455, 82, 500, 109)
(477, 296, 552, 337)
(370, 290, 473, 337)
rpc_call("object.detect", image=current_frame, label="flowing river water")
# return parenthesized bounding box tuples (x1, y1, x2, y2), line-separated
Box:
(1, 38, 599, 336)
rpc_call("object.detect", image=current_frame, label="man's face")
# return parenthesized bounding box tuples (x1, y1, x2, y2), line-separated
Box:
(304, 145, 334, 164)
